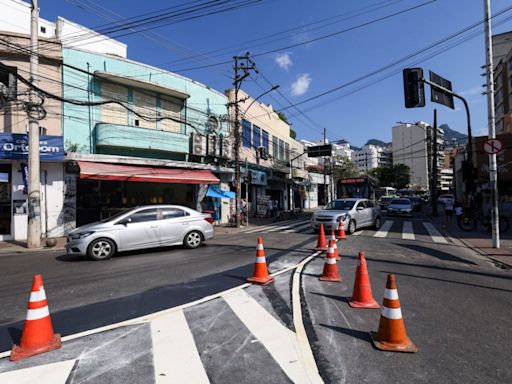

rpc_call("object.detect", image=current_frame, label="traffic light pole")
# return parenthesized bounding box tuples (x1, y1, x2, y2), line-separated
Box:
(432, 109, 438, 217)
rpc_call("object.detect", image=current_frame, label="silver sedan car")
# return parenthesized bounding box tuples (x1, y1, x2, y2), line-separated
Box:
(311, 198, 381, 234)
(66, 205, 214, 260)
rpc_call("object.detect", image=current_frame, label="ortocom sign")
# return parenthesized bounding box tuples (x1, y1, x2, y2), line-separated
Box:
(0, 133, 64, 161)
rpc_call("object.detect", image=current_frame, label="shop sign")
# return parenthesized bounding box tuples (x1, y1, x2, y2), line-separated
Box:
(250, 170, 267, 186)
(0, 133, 64, 161)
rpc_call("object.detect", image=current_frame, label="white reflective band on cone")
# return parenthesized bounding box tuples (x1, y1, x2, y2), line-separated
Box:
(384, 289, 399, 300)
(256, 244, 264, 250)
(381, 307, 402, 320)
(327, 247, 333, 253)
(326, 258, 337, 265)
(26, 306, 50, 321)
(255, 257, 266, 263)
(29, 289, 46, 302)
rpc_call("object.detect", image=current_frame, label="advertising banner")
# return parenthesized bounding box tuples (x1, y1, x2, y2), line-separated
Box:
(0, 133, 64, 161)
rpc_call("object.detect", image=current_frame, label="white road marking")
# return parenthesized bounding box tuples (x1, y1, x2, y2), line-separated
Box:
(373, 220, 393, 238)
(222, 289, 322, 384)
(284, 222, 312, 233)
(402, 221, 415, 240)
(151, 310, 210, 384)
(265, 220, 309, 233)
(242, 219, 304, 234)
(423, 222, 448, 243)
(352, 230, 362, 236)
(0, 359, 76, 384)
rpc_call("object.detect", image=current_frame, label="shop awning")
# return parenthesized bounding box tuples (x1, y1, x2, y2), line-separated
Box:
(206, 185, 235, 199)
(78, 161, 219, 184)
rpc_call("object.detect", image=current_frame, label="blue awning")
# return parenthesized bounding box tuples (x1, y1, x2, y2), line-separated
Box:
(206, 186, 235, 199)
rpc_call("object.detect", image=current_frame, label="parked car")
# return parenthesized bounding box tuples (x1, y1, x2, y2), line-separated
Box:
(387, 198, 414, 217)
(311, 198, 381, 234)
(408, 196, 423, 212)
(66, 205, 214, 260)
(378, 196, 396, 211)
(437, 194, 454, 205)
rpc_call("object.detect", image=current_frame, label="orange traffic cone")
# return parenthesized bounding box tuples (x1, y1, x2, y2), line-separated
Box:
(370, 274, 417, 353)
(337, 220, 347, 240)
(315, 223, 327, 251)
(329, 230, 340, 260)
(349, 252, 380, 309)
(247, 237, 274, 285)
(10, 275, 61, 361)
(319, 240, 341, 282)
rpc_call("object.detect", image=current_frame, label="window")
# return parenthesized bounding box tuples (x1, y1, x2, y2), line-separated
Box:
(242, 119, 251, 148)
(133, 90, 156, 129)
(279, 139, 285, 160)
(40, 26, 46, 34)
(161, 208, 187, 219)
(365, 200, 374, 208)
(126, 208, 158, 223)
(285, 142, 290, 162)
(253, 125, 261, 148)
(262, 130, 269, 152)
(272, 136, 278, 159)
(160, 96, 183, 133)
(101, 82, 128, 125)
(0, 65, 17, 100)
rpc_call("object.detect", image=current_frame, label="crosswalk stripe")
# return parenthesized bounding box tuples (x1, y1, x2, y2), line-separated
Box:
(352, 230, 362, 236)
(243, 219, 305, 234)
(151, 310, 210, 384)
(0, 359, 76, 384)
(402, 221, 415, 240)
(422, 222, 448, 243)
(266, 220, 309, 233)
(284, 222, 312, 233)
(374, 220, 393, 238)
(222, 289, 313, 384)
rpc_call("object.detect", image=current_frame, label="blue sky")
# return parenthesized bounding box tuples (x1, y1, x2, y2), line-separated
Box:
(38, 0, 512, 146)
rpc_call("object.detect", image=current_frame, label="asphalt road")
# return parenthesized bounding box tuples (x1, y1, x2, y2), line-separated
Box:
(1, 215, 511, 383)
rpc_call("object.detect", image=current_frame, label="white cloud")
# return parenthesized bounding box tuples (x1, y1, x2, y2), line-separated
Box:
(291, 73, 311, 96)
(460, 86, 484, 97)
(275, 52, 292, 70)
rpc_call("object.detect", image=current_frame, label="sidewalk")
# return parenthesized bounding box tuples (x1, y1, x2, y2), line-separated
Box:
(428, 213, 512, 268)
(0, 237, 66, 254)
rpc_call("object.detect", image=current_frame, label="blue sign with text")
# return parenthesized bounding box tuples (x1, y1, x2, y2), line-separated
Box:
(0, 133, 64, 161)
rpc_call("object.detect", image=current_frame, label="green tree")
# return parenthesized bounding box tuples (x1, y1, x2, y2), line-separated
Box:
(290, 128, 297, 139)
(392, 164, 410, 189)
(276, 111, 289, 125)
(369, 164, 410, 188)
(330, 156, 360, 179)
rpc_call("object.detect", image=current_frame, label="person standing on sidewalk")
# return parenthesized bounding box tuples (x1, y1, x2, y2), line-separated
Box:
(444, 198, 454, 226)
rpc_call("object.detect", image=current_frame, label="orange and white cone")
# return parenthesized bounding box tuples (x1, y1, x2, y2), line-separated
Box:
(319, 240, 341, 282)
(315, 223, 327, 251)
(348, 252, 380, 309)
(10, 274, 61, 361)
(247, 237, 274, 285)
(370, 274, 417, 353)
(337, 220, 347, 240)
(328, 230, 340, 260)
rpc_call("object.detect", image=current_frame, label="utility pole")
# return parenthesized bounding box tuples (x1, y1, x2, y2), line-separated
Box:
(27, 0, 41, 248)
(232, 53, 256, 228)
(323, 128, 327, 204)
(432, 110, 438, 217)
(483, 0, 500, 247)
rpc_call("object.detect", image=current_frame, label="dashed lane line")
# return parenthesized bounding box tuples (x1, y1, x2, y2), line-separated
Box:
(422, 222, 448, 244)
(402, 221, 415, 240)
(151, 310, 210, 384)
(373, 220, 393, 238)
(0, 359, 76, 384)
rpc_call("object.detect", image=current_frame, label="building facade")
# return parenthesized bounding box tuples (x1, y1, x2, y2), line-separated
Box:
(353, 144, 392, 172)
(493, 32, 512, 134)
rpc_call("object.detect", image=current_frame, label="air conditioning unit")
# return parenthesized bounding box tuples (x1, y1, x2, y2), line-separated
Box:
(221, 137, 233, 159)
(191, 133, 206, 156)
(207, 134, 220, 157)
(258, 146, 269, 160)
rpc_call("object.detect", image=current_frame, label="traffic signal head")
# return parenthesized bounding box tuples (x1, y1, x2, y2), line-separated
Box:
(403, 68, 425, 108)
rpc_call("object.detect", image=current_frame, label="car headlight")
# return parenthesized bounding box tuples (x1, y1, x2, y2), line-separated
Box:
(70, 231, 94, 240)
(336, 214, 348, 222)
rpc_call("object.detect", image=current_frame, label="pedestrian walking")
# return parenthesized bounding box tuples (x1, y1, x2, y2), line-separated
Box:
(454, 201, 463, 224)
(444, 198, 454, 226)
(267, 199, 273, 218)
(272, 199, 278, 218)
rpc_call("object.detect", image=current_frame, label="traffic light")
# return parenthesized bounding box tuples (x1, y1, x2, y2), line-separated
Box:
(403, 68, 425, 108)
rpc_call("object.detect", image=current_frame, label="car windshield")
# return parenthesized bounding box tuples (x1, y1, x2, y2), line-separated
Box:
(391, 199, 411, 205)
(100, 209, 130, 222)
(325, 200, 355, 210)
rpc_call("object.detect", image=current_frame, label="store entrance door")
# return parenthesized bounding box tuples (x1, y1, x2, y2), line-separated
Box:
(0, 164, 11, 235)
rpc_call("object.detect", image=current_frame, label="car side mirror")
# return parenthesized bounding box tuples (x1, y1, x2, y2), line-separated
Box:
(117, 217, 132, 225)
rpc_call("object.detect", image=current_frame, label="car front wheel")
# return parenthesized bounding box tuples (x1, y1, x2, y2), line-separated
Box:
(87, 238, 116, 261)
(347, 220, 356, 234)
(184, 230, 203, 249)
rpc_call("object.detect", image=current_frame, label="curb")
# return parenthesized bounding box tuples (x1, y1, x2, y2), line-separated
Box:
(0, 246, 65, 255)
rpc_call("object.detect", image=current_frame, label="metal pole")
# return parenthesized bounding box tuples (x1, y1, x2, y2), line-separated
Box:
(484, 0, 500, 248)
(432, 110, 438, 216)
(27, 0, 41, 248)
(323, 128, 327, 204)
(233, 56, 241, 228)
(245, 157, 249, 226)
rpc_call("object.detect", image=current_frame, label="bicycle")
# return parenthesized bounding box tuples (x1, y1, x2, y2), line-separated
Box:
(457, 210, 509, 233)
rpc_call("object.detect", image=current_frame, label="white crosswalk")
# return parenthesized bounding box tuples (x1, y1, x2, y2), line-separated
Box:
(369, 220, 448, 243)
(243, 218, 313, 235)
